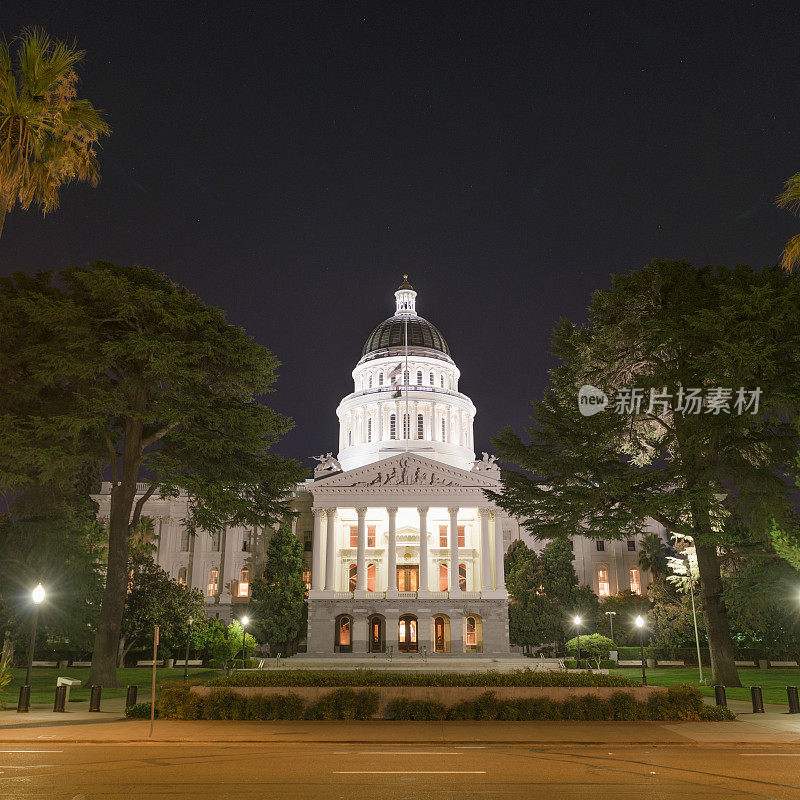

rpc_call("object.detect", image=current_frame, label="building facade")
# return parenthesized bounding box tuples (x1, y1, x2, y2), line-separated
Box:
(93, 278, 663, 655)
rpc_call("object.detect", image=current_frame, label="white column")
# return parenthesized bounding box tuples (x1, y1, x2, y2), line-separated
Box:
(356, 507, 367, 592)
(448, 506, 460, 593)
(492, 510, 506, 591)
(387, 507, 398, 594)
(311, 508, 324, 592)
(480, 507, 492, 592)
(418, 507, 429, 595)
(324, 507, 336, 591)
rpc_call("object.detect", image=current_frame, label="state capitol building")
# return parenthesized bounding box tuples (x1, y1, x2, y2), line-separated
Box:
(95, 278, 661, 658)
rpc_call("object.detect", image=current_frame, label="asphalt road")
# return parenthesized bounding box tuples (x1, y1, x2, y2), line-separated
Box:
(2, 742, 800, 800)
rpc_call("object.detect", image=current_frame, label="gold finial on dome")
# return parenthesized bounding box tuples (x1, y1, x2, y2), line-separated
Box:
(397, 274, 414, 291)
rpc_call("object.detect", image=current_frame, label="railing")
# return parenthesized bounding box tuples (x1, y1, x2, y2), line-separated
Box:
(397, 591, 417, 599)
(333, 591, 353, 599)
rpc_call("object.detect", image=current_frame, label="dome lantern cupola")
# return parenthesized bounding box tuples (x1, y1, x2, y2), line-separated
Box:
(394, 275, 417, 316)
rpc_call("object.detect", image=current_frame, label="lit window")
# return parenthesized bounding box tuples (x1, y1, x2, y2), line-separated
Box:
(177, 566, 187, 586)
(302, 569, 311, 590)
(630, 568, 641, 595)
(439, 563, 448, 591)
(465, 616, 477, 646)
(349, 526, 358, 547)
(367, 525, 376, 547)
(458, 525, 465, 547)
(367, 563, 376, 592)
(627, 540, 636, 551)
(207, 569, 218, 596)
(338, 616, 351, 646)
(238, 567, 249, 597)
(348, 564, 357, 592)
(459, 563, 467, 591)
(439, 525, 448, 547)
(417, 413, 424, 439)
(390, 414, 396, 439)
(596, 540, 605, 552)
(597, 568, 610, 597)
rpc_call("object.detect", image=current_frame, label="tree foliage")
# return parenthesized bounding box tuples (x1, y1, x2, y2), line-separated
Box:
(489, 261, 800, 686)
(566, 633, 615, 663)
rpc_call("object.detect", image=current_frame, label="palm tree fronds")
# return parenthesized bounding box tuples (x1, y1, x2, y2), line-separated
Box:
(776, 172, 800, 215)
(778, 233, 800, 273)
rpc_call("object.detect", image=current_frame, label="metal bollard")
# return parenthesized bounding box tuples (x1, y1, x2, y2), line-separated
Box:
(750, 685, 764, 713)
(17, 684, 31, 713)
(125, 685, 138, 708)
(53, 684, 67, 712)
(714, 685, 727, 707)
(788, 686, 800, 714)
(89, 684, 102, 712)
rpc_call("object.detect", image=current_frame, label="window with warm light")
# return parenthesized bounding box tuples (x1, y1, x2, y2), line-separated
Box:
(465, 616, 477, 646)
(458, 563, 467, 591)
(439, 525, 448, 547)
(348, 564, 357, 592)
(629, 568, 641, 594)
(302, 569, 311, 590)
(458, 525, 465, 547)
(597, 567, 610, 597)
(177, 566, 186, 586)
(397, 565, 418, 591)
(207, 569, 218, 596)
(366, 563, 376, 592)
(337, 616, 351, 648)
(367, 525, 376, 547)
(439, 563, 448, 591)
(238, 567, 249, 597)
(350, 526, 358, 547)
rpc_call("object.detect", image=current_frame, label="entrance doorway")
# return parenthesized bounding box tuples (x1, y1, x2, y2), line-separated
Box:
(398, 614, 418, 652)
(368, 614, 385, 653)
(397, 565, 419, 591)
(433, 615, 450, 653)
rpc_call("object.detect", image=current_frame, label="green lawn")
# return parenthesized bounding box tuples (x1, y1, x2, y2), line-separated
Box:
(611, 667, 800, 706)
(2, 667, 219, 708)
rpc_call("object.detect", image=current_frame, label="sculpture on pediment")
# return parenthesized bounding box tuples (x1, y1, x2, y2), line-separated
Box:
(349, 456, 457, 486)
(471, 452, 500, 478)
(312, 452, 342, 479)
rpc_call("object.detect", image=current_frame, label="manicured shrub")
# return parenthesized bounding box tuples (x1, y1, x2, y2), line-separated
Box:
(202, 689, 247, 720)
(699, 704, 735, 721)
(608, 690, 644, 721)
(578, 694, 613, 720)
(304, 688, 379, 720)
(124, 702, 155, 719)
(474, 692, 504, 720)
(514, 697, 560, 721)
(383, 698, 448, 721)
(244, 693, 305, 720)
(446, 700, 477, 720)
(158, 685, 203, 720)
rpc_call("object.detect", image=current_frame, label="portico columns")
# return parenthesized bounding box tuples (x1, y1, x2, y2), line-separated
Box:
(492, 510, 506, 591)
(355, 507, 367, 592)
(324, 507, 337, 591)
(479, 507, 492, 591)
(418, 507, 429, 595)
(448, 507, 460, 594)
(387, 507, 398, 595)
(311, 508, 324, 592)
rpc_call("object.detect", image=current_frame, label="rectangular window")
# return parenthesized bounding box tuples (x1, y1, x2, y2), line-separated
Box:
(458, 563, 467, 591)
(457, 525, 465, 548)
(242, 531, 251, 552)
(630, 568, 641, 595)
(238, 568, 249, 597)
(596, 540, 605, 552)
(210, 531, 221, 552)
(597, 568, 610, 597)
(397, 565, 419, 592)
(403, 413, 410, 438)
(207, 569, 218, 596)
(304, 531, 312, 552)
(439, 525, 448, 547)
(302, 569, 311, 590)
(627, 540, 636, 551)
(367, 525, 376, 547)
(180, 529, 190, 552)
(439, 563, 448, 591)
(350, 526, 358, 548)
(367, 563, 376, 592)
(417, 413, 424, 439)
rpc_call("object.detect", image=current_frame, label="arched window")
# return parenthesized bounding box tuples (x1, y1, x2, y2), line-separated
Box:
(403, 413, 410, 438)
(390, 414, 397, 439)
(368, 374, 373, 388)
(441, 418, 447, 442)
(177, 566, 187, 586)
(433, 615, 450, 653)
(378, 372, 384, 385)
(398, 614, 418, 652)
(465, 616, 477, 645)
(429, 372, 434, 385)
(439, 563, 448, 591)
(367, 418, 372, 442)
(464, 614, 483, 652)
(238, 567, 249, 597)
(207, 568, 218, 596)
(440, 375, 445, 388)
(416, 369, 422, 384)
(459, 563, 467, 591)
(348, 563, 357, 592)
(367, 563, 376, 592)
(335, 615, 353, 652)
(417, 413, 424, 439)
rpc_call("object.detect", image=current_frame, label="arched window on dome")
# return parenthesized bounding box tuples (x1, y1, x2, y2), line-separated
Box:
(403, 413, 410, 439)
(367, 418, 372, 443)
(416, 369, 422, 385)
(390, 414, 397, 439)
(368, 374, 373, 389)
(417, 413, 424, 439)
(440, 375, 445, 388)
(429, 372, 434, 385)
(441, 418, 447, 442)
(379, 372, 384, 386)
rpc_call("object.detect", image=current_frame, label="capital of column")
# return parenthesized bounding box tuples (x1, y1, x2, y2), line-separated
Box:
(386, 506, 398, 517)
(417, 506, 429, 515)
(448, 507, 460, 517)
(312, 507, 325, 518)
(356, 507, 368, 518)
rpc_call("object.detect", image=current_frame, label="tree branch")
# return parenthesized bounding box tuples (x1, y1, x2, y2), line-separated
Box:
(141, 421, 180, 450)
(130, 481, 158, 529)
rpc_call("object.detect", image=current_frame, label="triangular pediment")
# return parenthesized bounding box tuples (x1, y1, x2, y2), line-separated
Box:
(312, 452, 500, 489)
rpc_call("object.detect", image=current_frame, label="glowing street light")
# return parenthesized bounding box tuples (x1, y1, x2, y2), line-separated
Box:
(635, 615, 647, 685)
(239, 616, 250, 669)
(24, 583, 46, 692)
(573, 616, 582, 667)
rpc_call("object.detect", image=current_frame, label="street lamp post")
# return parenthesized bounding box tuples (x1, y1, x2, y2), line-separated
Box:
(183, 616, 193, 683)
(635, 615, 647, 685)
(573, 616, 582, 667)
(25, 583, 46, 688)
(239, 616, 249, 669)
(686, 558, 704, 684)
(605, 610, 616, 643)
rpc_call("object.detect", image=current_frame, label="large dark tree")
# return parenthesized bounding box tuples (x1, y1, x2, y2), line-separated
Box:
(0, 263, 305, 685)
(489, 261, 800, 686)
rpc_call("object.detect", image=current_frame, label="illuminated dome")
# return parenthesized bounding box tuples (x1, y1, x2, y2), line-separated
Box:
(362, 315, 450, 359)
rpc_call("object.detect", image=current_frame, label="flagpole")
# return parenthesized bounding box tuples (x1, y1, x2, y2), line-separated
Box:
(404, 312, 409, 452)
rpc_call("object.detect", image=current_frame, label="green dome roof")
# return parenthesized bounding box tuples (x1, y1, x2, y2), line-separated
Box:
(362, 315, 451, 358)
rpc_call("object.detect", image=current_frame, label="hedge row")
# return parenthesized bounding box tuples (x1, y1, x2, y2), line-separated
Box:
(206, 669, 639, 688)
(157, 684, 733, 722)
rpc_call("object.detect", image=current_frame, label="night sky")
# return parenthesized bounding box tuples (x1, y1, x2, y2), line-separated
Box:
(2, 2, 799, 469)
